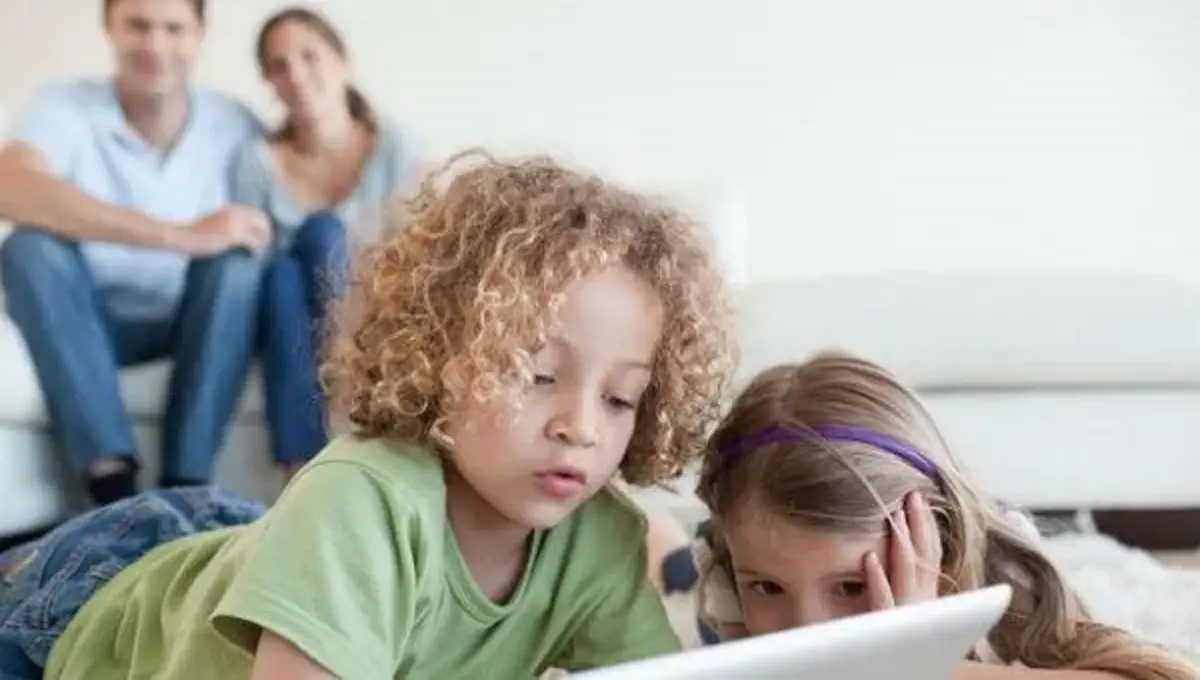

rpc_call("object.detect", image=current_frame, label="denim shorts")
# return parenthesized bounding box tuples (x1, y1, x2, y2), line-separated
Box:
(0, 487, 264, 679)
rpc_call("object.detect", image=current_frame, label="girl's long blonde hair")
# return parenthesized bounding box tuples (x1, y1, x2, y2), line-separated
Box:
(696, 351, 1198, 680)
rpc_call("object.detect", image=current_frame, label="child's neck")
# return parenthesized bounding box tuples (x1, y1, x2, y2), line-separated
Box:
(444, 466, 533, 603)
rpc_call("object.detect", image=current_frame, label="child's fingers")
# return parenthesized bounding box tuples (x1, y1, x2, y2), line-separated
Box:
(888, 509, 917, 602)
(864, 551, 895, 610)
(906, 492, 943, 567)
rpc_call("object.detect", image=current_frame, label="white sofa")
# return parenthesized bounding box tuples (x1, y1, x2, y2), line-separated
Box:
(631, 271, 1200, 528)
(6, 270, 1200, 537)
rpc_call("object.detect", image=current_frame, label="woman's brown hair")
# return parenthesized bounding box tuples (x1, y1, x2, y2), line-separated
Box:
(697, 351, 1199, 680)
(256, 7, 377, 140)
(321, 149, 738, 486)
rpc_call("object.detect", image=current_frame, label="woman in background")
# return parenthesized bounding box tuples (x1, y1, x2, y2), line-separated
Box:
(232, 7, 420, 481)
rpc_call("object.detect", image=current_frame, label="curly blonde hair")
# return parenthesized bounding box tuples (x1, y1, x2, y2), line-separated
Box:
(321, 149, 738, 485)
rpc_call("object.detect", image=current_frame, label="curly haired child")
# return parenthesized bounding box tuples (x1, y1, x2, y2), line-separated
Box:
(693, 352, 1200, 680)
(0, 150, 737, 680)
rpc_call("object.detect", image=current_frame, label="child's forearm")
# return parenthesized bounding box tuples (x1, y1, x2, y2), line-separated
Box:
(956, 661, 1125, 680)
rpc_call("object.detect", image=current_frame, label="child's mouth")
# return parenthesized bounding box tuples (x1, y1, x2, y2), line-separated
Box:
(534, 466, 587, 499)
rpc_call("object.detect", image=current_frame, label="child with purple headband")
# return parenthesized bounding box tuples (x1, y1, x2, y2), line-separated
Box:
(692, 351, 1199, 680)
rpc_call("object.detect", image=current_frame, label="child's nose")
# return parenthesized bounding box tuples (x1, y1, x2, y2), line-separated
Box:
(792, 596, 836, 628)
(547, 397, 598, 448)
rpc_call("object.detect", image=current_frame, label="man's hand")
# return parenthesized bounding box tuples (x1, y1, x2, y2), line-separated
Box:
(173, 206, 271, 256)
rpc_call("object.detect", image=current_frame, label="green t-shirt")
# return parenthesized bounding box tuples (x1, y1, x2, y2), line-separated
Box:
(45, 437, 680, 679)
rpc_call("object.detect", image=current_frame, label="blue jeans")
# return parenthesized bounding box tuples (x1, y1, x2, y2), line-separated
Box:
(0, 487, 263, 678)
(0, 229, 263, 484)
(260, 213, 349, 466)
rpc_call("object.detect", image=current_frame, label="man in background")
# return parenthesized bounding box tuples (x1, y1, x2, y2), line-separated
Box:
(0, 0, 270, 509)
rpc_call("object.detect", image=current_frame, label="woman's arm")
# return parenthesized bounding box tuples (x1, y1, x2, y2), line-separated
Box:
(378, 121, 429, 193)
(252, 632, 337, 680)
(956, 662, 1123, 680)
(229, 139, 272, 213)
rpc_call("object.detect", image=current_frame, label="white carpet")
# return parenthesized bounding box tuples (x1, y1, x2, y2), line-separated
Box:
(1043, 532, 1200, 661)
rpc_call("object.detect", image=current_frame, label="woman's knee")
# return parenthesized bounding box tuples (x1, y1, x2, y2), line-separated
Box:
(262, 257, 304, 297)
(259, 256, 316, 352)
(292, 212, 346, 266)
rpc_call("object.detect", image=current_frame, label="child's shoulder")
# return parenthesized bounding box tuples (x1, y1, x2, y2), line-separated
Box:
(293, 435, 447, 511)
(311, 434, 442, 476)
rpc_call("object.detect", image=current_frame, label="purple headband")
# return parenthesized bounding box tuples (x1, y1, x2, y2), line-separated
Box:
(718, 425, 940, 481)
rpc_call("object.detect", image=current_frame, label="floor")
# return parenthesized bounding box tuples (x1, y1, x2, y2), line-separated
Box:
(1154, 550, 1200, 570)
(1020, 533, 1200, 661)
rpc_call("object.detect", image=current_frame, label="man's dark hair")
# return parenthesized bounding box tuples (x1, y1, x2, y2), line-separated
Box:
(104, 0, 206, 22)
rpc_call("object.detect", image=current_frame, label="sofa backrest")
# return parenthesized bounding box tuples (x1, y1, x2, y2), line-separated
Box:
(734, 271, 1200, 390)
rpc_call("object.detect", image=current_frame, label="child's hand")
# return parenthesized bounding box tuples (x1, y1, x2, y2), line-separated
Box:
(863, 492, 943, 610)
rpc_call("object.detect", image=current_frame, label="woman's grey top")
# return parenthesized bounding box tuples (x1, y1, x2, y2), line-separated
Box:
(230, 121, 416, 250)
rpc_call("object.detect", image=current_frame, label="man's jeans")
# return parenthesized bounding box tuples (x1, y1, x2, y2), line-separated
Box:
(0, 228, 263, 484)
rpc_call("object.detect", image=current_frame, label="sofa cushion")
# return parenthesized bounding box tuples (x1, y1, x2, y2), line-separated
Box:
(0, 315, 265, 425)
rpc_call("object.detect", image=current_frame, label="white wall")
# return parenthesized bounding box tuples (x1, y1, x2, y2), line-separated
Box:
(3, 0, 1200, 283)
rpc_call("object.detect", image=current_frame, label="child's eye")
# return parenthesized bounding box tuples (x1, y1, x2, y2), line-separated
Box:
(605, 395, 636, 410)
(532, 374, 555, 386)
(833, 580, 867, 599)
(748, 580, 784, 597)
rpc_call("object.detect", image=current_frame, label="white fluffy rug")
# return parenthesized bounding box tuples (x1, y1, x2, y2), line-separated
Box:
(1043, 532, 1200, 660)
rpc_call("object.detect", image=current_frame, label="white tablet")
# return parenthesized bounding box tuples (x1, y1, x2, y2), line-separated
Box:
(575, 584, 1012, 680)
